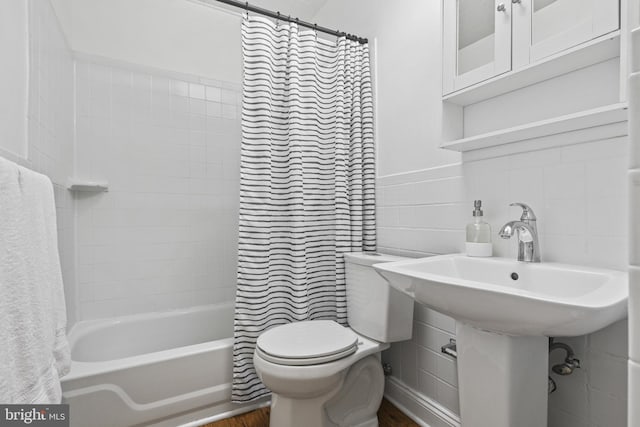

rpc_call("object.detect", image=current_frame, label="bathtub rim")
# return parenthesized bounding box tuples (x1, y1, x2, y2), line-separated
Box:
(62, 302, 234, 382)
(67, 302, 233, 344)
(62, 338, 234, 382)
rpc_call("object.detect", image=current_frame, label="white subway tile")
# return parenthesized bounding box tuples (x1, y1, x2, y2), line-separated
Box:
(222, 104, 237, 120)
(437, 380, 459, 413)
(415, 323, 455, 353)
(416, 370, 438, 400)
(133, 73, 152, 93)
(206, 86, 221, 102)
(629, 73, 640, 169)
(437, 353, 458, 387)
(190, 98, 206, 116)
(562, 137, 628, 163)
(417, 345, 437, 375)
(542, 198, 586, 236)
(538, 234, 587, 265)
(415, 305, 456, 334)
(588, 353, 628, 398)
(587, 196, 627, 237)
(398, 341, 418, 389)
(588, 388, 627, 427)
(630, 267, 640, 362)
(631, 170, 640, 266)
(170, 79, 189, 97)
(171, 95, 190, 114)
(152, 76, 171, 94)
(508, 167, 544, 203)
(543, 163, 586, 199)
(547, 409, 588, 427)
(586, 157, 627, 199)
(630, 361, 640, 426)
(590, 319, 628, 358)
(189, 83, 206, 100)
(585, 236, 627, 270)
(221, 88, 237, 104)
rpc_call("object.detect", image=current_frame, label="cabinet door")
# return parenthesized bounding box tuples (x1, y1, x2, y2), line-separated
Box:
(512, 0, 619, 66)
(443, 0, 512, 95)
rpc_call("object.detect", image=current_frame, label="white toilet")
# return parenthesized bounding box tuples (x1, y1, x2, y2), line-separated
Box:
(253, 252, 414, 427)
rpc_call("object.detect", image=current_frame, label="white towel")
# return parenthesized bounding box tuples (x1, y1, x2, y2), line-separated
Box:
(0, 156, 70, 403)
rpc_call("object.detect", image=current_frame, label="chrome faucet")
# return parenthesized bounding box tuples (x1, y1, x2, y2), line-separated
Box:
(499, 202, 541, 262)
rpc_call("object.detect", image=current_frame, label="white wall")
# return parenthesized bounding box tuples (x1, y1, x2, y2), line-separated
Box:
(74, 56, 241, 320)
(51, 0, 243, 83)
(29, 0, 77, 327)
(0, 0, 29, 158)
(314, 0, 461, 178)
(0, 0, 77, 326)
(313, 1, 629, 426)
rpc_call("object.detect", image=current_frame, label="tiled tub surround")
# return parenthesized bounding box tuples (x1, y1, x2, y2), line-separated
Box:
(74, 57, 242, 320)
(28, 0, 77, 325)
(379, 137, 629, 427)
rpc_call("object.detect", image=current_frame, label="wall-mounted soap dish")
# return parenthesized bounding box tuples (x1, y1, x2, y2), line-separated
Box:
(66, 179, 109, 192)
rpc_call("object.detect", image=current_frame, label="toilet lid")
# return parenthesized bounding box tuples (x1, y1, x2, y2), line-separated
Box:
(256, 320, 359, 366)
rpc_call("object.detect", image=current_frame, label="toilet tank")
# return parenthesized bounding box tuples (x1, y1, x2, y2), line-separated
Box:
(344, 252, 414, 342)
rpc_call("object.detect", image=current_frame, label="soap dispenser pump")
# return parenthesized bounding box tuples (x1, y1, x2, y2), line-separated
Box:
(466, 200, 492, 257)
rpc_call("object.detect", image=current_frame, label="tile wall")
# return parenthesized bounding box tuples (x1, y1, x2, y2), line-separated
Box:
(379, 137, 629, 426)
(73, 57, 242, 320)
(27, 0, 77, 326)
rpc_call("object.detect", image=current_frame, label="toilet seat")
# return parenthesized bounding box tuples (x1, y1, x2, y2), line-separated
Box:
(256, 320, 359, 366)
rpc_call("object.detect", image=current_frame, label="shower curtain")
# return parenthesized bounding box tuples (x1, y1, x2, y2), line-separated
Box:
(232, 16, 376, 402)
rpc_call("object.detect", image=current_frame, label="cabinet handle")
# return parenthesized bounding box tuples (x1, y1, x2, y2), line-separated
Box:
(497, 3, 506, 12)
(512, 0, 521, 3)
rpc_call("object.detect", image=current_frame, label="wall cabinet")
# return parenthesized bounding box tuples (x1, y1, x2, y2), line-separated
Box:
(443, 0, 620, 97)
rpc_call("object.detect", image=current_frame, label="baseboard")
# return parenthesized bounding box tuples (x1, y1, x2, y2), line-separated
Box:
(384, 377, 460, 427)
(164, 398, 270, 427)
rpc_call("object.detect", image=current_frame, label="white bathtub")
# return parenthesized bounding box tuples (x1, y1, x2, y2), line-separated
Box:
(61, 303, 267, 427)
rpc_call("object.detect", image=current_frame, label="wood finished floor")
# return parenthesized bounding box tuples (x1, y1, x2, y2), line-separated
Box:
(202, 399, 418, 427)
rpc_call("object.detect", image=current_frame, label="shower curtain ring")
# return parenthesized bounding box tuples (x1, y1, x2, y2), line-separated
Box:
(245, 1, 249, 18)
(276, 11, 280, 27)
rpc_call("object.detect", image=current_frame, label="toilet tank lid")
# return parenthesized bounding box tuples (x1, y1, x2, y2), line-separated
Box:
(343, 252, 408, 266)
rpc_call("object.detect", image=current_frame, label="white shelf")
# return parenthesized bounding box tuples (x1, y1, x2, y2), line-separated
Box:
(67, 179, 109, 192)
(440, 103, 628, 153)
(443, 31, 621, 106)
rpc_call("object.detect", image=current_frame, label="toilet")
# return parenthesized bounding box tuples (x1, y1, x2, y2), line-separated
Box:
(253, 252, 414, 427)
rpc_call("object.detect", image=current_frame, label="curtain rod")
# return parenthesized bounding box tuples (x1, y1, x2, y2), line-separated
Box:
(213, 0, 368, 44)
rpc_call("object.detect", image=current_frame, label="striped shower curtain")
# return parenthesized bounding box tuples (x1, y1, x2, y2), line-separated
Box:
(232, 16, 376, 402)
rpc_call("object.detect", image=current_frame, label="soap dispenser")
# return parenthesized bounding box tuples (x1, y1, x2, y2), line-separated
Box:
(466, 200, 492, 257)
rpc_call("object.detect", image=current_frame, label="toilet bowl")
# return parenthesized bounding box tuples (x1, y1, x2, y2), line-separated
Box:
(253, 252, 414, 427)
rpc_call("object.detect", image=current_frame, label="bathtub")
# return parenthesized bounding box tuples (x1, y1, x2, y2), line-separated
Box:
(61, 303, 267, 427)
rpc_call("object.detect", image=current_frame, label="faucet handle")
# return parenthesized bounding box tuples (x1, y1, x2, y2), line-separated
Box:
(510, 202, 537, 221)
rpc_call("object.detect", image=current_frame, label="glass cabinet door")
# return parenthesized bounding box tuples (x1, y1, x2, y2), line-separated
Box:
(443, 0, 512, 94)
(513, 0, 619, 64)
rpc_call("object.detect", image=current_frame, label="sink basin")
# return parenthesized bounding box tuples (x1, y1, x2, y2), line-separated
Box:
(374, 254, 627, 336)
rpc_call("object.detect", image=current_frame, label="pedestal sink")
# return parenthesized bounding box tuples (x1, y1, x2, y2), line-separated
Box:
(374, 254, 628, 427)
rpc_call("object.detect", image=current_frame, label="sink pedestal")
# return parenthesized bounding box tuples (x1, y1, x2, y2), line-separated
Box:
(456, 323, 548, 427)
